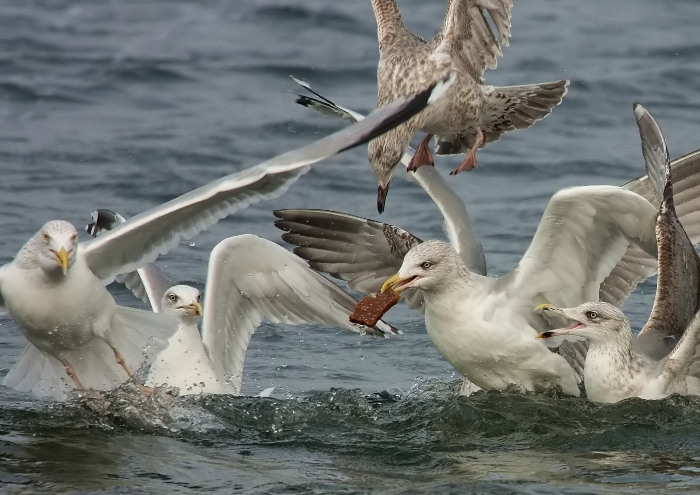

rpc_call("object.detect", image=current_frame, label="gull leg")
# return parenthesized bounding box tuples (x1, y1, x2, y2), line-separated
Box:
(450, 128, 484, 175)
(111, 346, 134, 377)
(407, 134, 434, 171)
(61, 359, 86, 390)
(110, 345, 153, 395)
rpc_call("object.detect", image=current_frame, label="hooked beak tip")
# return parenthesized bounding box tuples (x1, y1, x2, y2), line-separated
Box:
(192, 301, 203, 317)
(377, 184, 390, 214)
(57, 247, 70, 275)
(381, 273, 399, 293)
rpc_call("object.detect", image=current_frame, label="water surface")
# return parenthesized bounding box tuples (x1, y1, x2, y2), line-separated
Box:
(1, 1, 699, 493)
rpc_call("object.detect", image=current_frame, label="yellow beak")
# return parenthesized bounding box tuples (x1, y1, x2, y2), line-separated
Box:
(56, 247, 70, 275)
(381, 273, 399, 293)
(534, 303, 551, 312)
(191, 301, 203, 317)
(381, 273, 417, 293)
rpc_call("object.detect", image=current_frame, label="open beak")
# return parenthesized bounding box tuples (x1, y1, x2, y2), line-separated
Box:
(535, 304, 585, 339)
(381, 273, 418, 293)
(534, 303, 551, 313)
(55, 247, 70, 275)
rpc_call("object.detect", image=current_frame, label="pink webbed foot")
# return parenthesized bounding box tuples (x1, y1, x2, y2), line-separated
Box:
(407, 134, 435, 172)
(450, 129, 484, 176)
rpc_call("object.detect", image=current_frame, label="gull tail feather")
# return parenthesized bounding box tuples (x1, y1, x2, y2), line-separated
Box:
(3, 339, 133, 400)
(3, 344, 73, 401)
(105, 306, 177, 376)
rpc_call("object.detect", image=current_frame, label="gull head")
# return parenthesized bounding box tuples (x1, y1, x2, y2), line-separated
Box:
(34, 221, 79, 276)
(85, 209, 126, 237)
(368, 137, 403, 214)
(537, 302, 631, 345)
(161, 285, 203, 322)
(382, 240, 462, 295)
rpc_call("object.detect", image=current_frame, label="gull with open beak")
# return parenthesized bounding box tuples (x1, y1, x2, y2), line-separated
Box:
(537, 303, 700, 403)
(536, 104, 700, 403)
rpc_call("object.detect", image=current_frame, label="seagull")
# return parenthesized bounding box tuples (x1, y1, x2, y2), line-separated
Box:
(286, 81, 700, 394)
(368, 0, 568, 212)
(537, 302, 700, 402)
(279, 183, 661, 397)
(0, 82, 442, 401)
(377, 186, 657, 396)
(536, 104, 700, 402)
(142, 235, 401, 396)
(85, 209, 399, 396)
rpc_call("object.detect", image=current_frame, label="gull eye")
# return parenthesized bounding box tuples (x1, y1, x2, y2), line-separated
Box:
(168, 293, 178, 303)
(421, 261, 432, 269)
(585, 310, 598, 320)
(71, 234, 78, 243)
(42, 232, 50, 242)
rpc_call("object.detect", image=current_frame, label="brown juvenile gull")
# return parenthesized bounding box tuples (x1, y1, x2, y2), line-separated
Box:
(0, 84, 439, 401)
(537, 104, 700, 403)
(368, 0, 568, 212)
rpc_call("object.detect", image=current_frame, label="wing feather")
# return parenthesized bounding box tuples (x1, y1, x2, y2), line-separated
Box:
(200, 235, 400, 392)
(499, 186, 658, 317)
(433, 0, 512, 75)
(78, 81, 444, 284)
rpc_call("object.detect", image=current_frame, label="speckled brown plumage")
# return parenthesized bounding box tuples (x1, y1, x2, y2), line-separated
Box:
(368, 0, 568, 213)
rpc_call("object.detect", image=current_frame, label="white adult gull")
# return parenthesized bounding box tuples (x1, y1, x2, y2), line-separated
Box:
(144, 236, 402, 395)
(0, 81, 443, 401)
(536, 104, 700, 403)
(85, 210, 399, 396)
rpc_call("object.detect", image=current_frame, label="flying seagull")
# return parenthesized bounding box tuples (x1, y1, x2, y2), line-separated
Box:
(368, 0, 567, 212)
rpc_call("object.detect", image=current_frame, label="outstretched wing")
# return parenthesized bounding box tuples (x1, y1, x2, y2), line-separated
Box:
(291, 78, 487, 274)
(79, 79, 448, 284)
(200, 235, 400, 393)
(602, 114, 700, 307)
(85, 209, 172, 312)
(274, 209, 421, 295)
(291, 76, 364, 122)
(433, 0, 513, 77)
(498, 185, 658, 328)
(632, 104, 700, 357)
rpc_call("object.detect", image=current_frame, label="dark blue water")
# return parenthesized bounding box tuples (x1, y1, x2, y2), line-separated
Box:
(1, 0, 699, 493)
